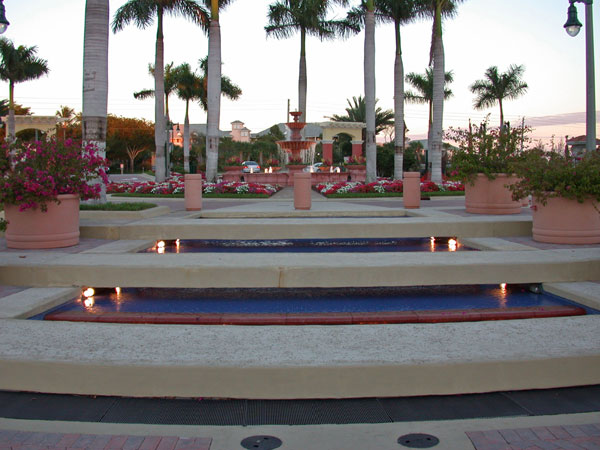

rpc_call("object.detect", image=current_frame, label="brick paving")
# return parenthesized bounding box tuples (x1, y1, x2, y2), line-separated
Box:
(0, 431, 211, 450)
(467, 423, 600, 449)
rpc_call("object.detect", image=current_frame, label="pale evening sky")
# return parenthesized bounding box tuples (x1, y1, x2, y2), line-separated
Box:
(1, 0, 599, 144)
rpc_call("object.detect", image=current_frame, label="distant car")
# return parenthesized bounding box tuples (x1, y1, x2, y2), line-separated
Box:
(242, 161, 261, 173)
(303, 162, 323, 172)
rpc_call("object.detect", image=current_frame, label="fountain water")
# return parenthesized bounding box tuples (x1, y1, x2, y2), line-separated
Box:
(276, 111, 315, 165)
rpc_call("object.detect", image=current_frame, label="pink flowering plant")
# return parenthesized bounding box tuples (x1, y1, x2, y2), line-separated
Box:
(345, 155, 366, 165)
(314, 178, 464, 196)
(508, 149, 600, 205)
(225, 156, 243, 166)
(0, 138, 108, 213)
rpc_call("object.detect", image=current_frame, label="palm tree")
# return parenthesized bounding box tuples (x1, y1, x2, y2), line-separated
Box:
(265, 0, 350, 126)
(405, 67, 453, 160)
(56, 105, 76, 140)
(133, 62, 179, 122)
(174, 59, 241, 172)
(424, 0, 463, 183)
(346, 0, 422, 180)
(0, 38, 49, 141)
(470, 64, 528, 129)
(363, 0, 376, 182)
(112, 0, 209, 183)
(329, 95, 394, 135)
(205, 0, 221, 182)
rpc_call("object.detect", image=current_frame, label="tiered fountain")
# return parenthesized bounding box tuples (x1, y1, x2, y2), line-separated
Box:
(276, 111, 314, 184)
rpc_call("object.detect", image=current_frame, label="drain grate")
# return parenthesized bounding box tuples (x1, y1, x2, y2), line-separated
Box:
(398, 433, 439, 448)
(241, 435, 282, 449)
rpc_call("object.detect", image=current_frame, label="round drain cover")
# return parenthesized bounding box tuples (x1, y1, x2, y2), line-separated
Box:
(398, 433, 439, 448)
(241, 435, 282, 450)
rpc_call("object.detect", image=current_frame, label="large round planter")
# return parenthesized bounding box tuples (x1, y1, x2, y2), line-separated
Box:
(532, 196, 600, 244)
(465, 174, 521, 215)
(4, 194, 80, 249)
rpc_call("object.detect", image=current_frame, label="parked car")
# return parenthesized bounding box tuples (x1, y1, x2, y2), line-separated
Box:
(303, 162, 323, 172)
(242, 161, 261, 173)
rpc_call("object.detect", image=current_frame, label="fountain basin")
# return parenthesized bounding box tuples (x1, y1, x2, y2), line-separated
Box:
(36, 285, 592, 325)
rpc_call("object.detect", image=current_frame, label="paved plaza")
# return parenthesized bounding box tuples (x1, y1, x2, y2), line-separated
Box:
(0, 187, 599, 449)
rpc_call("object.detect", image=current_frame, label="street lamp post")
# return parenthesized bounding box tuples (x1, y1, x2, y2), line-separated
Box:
(0, 0, 9, 34)
(564, 0, 596, 152)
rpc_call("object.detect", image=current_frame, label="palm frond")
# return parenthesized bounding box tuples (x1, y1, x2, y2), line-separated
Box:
(112, 0, 156, 32)
(134, 89, 155, 100)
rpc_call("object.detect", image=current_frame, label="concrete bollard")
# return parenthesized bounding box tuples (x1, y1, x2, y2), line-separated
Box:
(294, 172, 312, 210)
(402, 172, 421, 209)
(184, 174, 203, 211)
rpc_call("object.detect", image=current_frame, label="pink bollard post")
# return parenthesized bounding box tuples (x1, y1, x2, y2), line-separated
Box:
(403, 172, 421, 209)
(184, 174, 203, 211)
(294, 172, 312, 210)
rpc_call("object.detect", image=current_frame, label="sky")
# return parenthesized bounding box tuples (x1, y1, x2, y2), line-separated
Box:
(1, 0, 599, 144)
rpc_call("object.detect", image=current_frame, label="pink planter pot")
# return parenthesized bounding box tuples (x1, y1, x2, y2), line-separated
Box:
(532, 196, 600, 244)
(465, 174, 521, 215)
(403, 172, 421, 209)
(184, 174, 203, 211)
(4, 194, 80, 249)
(294, 173, 311, 210)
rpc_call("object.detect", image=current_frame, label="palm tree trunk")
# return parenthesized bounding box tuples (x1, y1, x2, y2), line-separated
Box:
(393, 20, 404, 180)
(205, 5, 222, 182)
(184, 100, 190, 173)
(7, 81, 14, 141)
(82, 0, 109, 202)
(154, 7, 167, 182)
(298, 27, 307, 125)
(499, 98, 504, 130)
(430, 4, 444, 184)
(364, 2, 376, 183)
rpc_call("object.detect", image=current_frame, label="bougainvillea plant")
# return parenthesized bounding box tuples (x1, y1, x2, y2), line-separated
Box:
(509, 149, 600, 205)
(0, 138, 108, 213)
(345, 155, 366, 165)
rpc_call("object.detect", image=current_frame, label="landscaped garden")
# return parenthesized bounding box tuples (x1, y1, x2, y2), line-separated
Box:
(314, 179, 465, 198)
(107, 174, 283, 198)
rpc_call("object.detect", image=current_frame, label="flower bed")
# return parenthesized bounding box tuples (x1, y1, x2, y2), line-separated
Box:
(314, 178, 464, 196)
(107, 174, 282, 197)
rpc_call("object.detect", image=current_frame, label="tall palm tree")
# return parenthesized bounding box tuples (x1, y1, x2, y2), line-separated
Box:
(364, 0, 376, 182)
(424, 0, 463, 183)
(112, 0, 209, 183)
(205, 0, 221, 182)
(265, 0, 350, 126)
(0, 38, 49, 141)
(346, 0, 423, 180)
(470, 64, 528, 129)
(133, 62, 179, 122)
(405, 67, 453, 157)
(174, 58, 241, 172)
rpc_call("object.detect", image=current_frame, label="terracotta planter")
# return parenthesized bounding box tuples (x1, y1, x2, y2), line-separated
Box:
(4, 194, 80, 249)
(532, 196, 600, 244)
(465, 174, 521, 215)
(402, 172, 421, 209)
(294, 173, 311, 210)
(184, 174, 203, 211)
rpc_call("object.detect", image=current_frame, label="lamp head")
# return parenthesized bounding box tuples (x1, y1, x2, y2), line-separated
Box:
(564, 2, 582, 37)
(0, 0, 9, 35)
